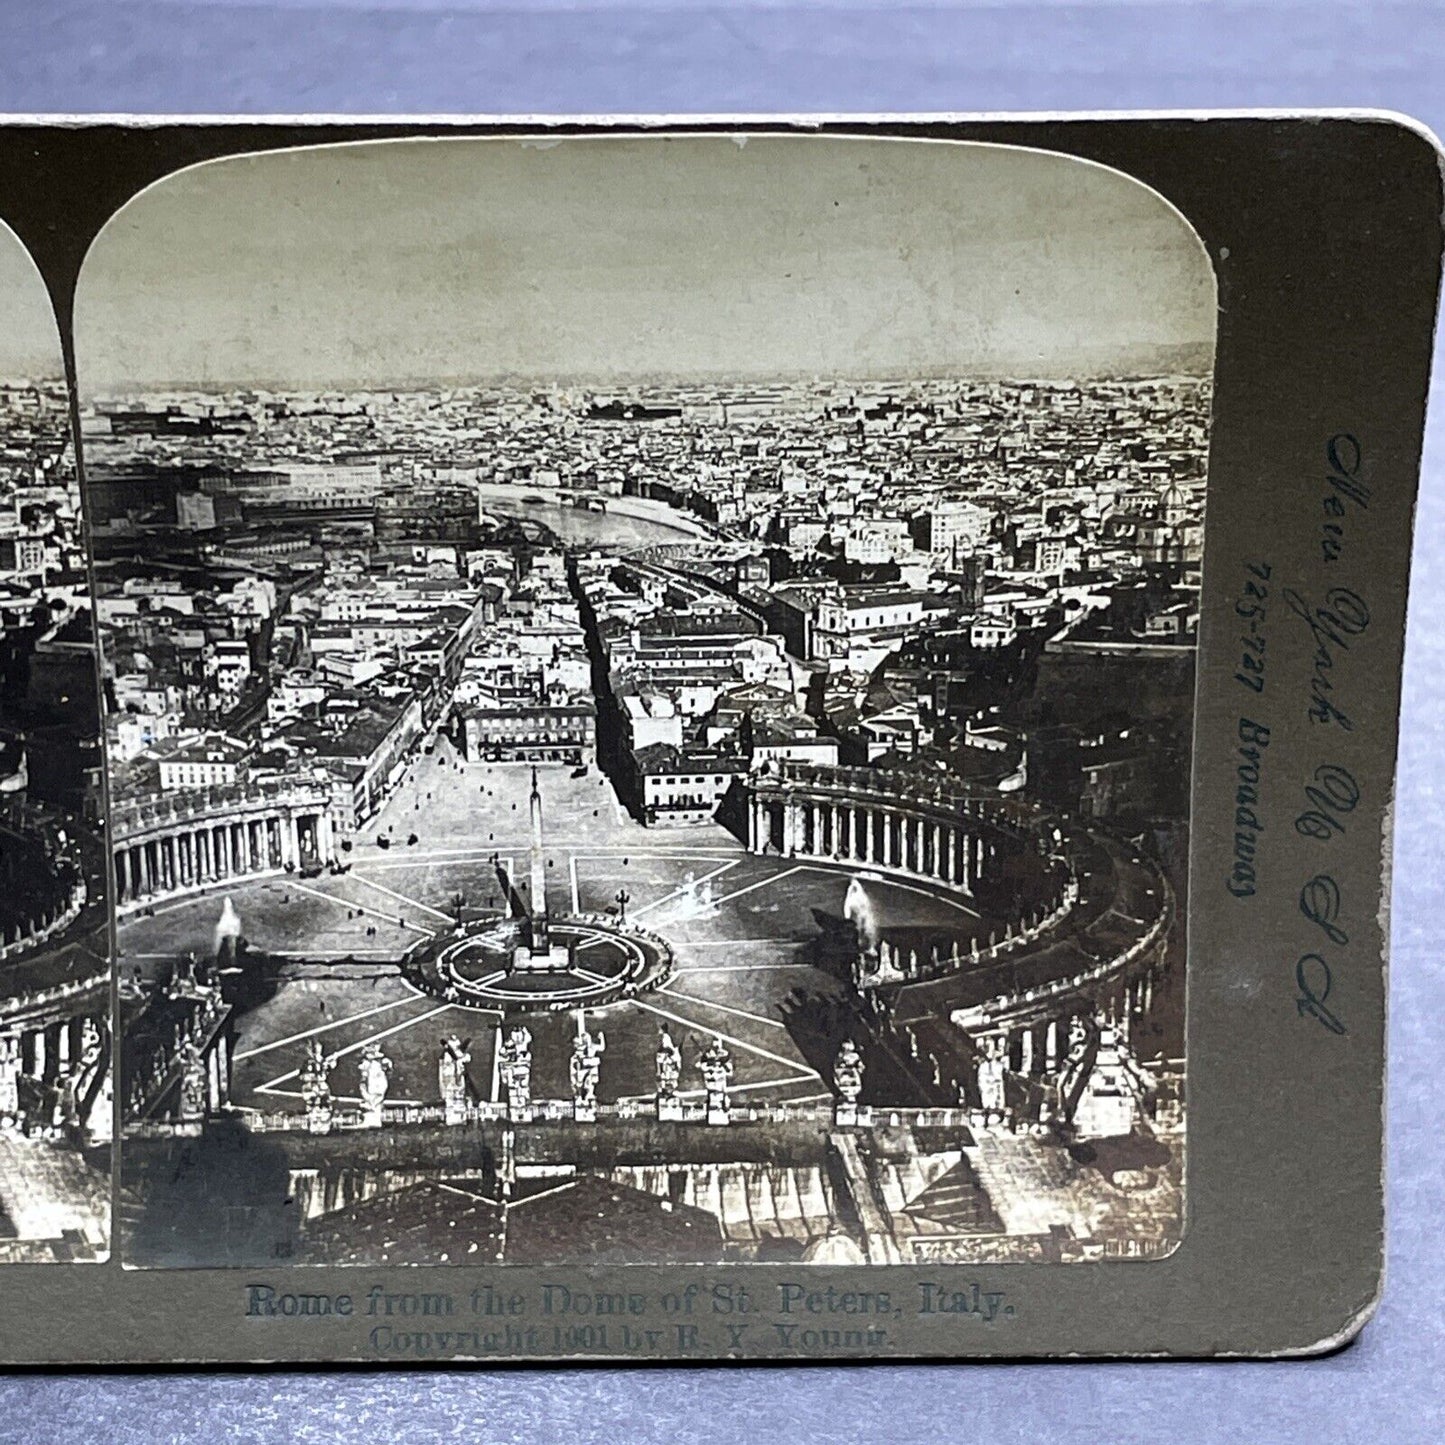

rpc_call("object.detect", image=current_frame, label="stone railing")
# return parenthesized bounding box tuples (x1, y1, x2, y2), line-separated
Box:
(111, 776, 334, 844)
(179, 1097, 965, 1137)
(950, 879, 1174, 1034)
(861, 877, 1081, 990)
(761, 761, 1055, 844)
(0, 879, 88, 961)
(0, 960, 111, 1027)
(123, 987, 229, 1122)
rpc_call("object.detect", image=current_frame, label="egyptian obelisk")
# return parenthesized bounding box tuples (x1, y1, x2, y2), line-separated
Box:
(528, 765, 548, 950)
(511, 766, 568, 972)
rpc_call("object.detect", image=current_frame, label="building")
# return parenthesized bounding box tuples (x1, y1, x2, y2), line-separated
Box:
(912, 499, 993, 555)
(205, 639, 252, 698)
(154, 732, 249, 791)
(459, 700, 597, 765)
(969, 617, 1018, 649)
(632, 744, 746, 825)
(743, 711, 840, 771)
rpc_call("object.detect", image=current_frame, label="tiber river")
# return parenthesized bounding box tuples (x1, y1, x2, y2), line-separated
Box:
(475, 484, 711, 550)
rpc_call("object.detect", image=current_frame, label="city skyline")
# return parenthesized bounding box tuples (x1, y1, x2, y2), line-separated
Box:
(87, 360, 1216, 400)
(74, 135, 1216, 392)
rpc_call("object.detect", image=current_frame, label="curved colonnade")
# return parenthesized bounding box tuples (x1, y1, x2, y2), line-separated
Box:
(745, 760, 1070, 931)
(111, 779, 338, 911)
(0, 805, 110, 1138)
(111, 782, 338, 1129)
(745, 761, 1054, 900)
(0, 815, 88, 958)
(747, 762, 1175, 1124)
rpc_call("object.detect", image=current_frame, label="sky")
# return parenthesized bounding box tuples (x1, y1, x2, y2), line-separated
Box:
(0, 221, 63, 380)
(74, 134, 1216, 393)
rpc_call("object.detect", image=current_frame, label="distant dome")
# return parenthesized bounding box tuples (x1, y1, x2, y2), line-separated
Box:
(1157, 481, 1189, 521)
(801, 1229, 866, 1265)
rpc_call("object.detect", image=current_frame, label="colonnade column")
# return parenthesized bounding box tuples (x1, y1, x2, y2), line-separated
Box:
(116, 806, 322, 905)
(751, 797, 774, 849)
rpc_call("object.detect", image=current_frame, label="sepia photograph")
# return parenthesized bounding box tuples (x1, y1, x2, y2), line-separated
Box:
(75, 134, 1212, 1269)
(0, 221, 111, 1263)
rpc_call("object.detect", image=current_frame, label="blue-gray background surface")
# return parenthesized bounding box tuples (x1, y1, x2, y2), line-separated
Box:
(1, 2, 1442, 1440)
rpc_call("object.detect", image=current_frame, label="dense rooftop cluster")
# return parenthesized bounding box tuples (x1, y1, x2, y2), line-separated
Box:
(84, 373, 1206, 837)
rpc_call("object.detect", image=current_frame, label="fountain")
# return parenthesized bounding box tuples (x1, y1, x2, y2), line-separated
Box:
(843, 876, 880, 951)
(846, 875, 911, 988)
(214, 896, 242, 968)
(663, 871, 718, 921)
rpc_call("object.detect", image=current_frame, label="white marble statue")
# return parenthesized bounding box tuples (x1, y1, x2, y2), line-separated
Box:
(356, 1041, 393, 1126)
(500, 1025, 534, 1117)
(698, 1035, 734, 1126)
(569, 1025, 606, 1118)
(438, 1034, 471, 1123)
(301, 1039, 336, 1133)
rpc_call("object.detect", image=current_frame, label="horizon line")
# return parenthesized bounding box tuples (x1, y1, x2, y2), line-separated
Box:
(83, 364, 1215, 400)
